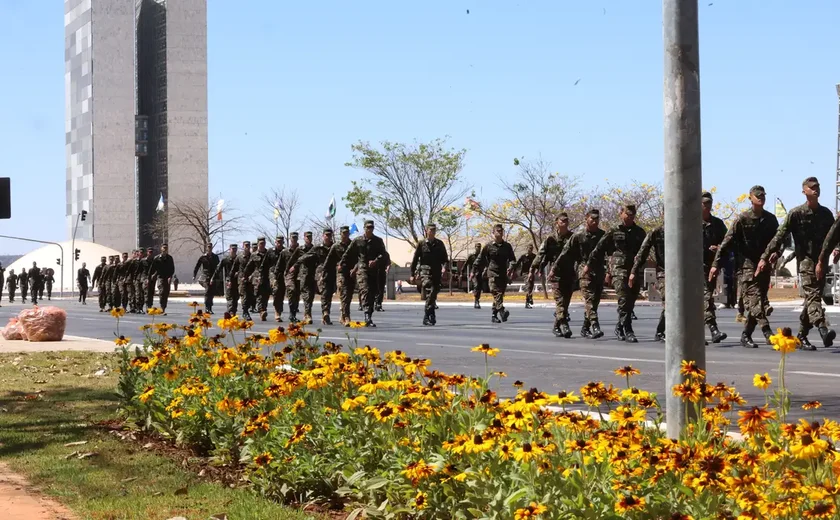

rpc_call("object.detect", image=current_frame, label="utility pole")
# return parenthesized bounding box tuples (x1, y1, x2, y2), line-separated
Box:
(663, 0, 705, 438)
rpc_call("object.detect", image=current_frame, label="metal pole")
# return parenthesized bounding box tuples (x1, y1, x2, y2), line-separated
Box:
(70, 214, 80, 298)
(663, 0, 705, 438)
(0, 235, 65, 298)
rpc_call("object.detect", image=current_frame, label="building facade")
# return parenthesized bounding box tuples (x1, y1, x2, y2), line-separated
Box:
(64, 0, 208, 274)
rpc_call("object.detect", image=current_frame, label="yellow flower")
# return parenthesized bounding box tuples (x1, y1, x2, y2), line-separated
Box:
(550, 391, 580, 406)
(679, 360, 706, 380)
(114, 335, 130, 346)
(130, 356, 157, 371)
(790, 434, 829, 460)
(138, 385, 154, 403)
(187, 301, 200, 308)
(401, 460, 435, 485)
(110, 307, 126, 318)
(253, 452, 273, 467)
(770, 327, 799, 354)
(614, 365, 641, 377)
(471, 343, 499, 357)
(146, 307, 163, 316)
(609, 405, 647, 427)
(514, 502, 548, 520)
(803, 400, 822, 410)
(615, 494, 646, 514)
(348, 321, 366, 329)
(414, 491, 428, 510)
(341, 395, 367, 411)
(753, 373, 772, 390)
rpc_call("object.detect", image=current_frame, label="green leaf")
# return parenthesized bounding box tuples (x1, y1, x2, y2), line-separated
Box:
(503, 487, 529, 507)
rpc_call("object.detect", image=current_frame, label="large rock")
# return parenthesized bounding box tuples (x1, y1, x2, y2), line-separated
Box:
(17, 306, 67, 342)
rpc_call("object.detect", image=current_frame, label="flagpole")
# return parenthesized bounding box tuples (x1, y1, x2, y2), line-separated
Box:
(219, 192, 225, 252)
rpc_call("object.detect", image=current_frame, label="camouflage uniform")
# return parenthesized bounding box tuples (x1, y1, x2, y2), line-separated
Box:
(243, 242, 272, 321)
(329, 231, 354, 325)
(281, 237, 304, 322)
(702, 211, 728, 327)
(92, 258, 106, 311)
(588, 219, 646, 342)
(374, 262, 388, 311)
(27, 266, 41, 305)
(317, 235, 339, 324)
(109, 258, 121, 309)
(558, 226, 606, 338)
(340, 221, 390, 326)
(18, 270, 28, 304)
(143, 251, 156, 310)
(633, 225, 665, 340)
(473, 239, 517, 322)
(768, 199, 836, 347)
(465, 245, 483, 308)
(515, 250, 536, 307)
(297, 230, 336, 324)
(149, 251, 175, 313)
(193, 250, 220, 313)
(212, 248, 240, 316)
(297, 233, 318, 321)
(233, 244, 253, 319)
(410, 230, 449, 325)
(120, 255, 134, 310)
(267, 239, 285, 321)
(541, 231, 575, 336)
(6, 272, 17, 302)
(713, 203, 778, 346)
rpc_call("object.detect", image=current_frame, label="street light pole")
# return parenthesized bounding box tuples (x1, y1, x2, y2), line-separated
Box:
(70, 213, 81, 299)
(663, 0, 705, 438)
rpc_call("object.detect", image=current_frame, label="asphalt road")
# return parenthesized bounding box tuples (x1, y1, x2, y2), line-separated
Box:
(4, 297, 840, 423)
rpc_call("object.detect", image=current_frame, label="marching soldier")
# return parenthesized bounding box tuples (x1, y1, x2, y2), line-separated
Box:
(702, 191, 730, 344)
(110, 255, 122, 309)
(193, 243, 220, 314)
(464, 243, 483, 308)
(120, 252, 134, 310)
(295, 229, 336, 325)
(18, 268, 28, 304)
(211, 243, 240, 316)
(631, 224, 666, 341)
(586, 204, 647, 343)
(144, 248, 156, 310)
(537, 213, 574, 337)
(763, 177, 836, 350)
(6, 269, 17, 302)
(103, 256, 114, 310)
(280, 234, 303, 323)
(28, 262, 41, 305)
(330, 226, 355, 326)
(44, 268, 55, 300)
(233, 241, 253, 320)
(473, 224, 517, 324)
(410, 223, 449, 326)
(515, 244, 537, 308)
(557, 209, 606, 339)
(710, 186, 777, 348)
(268, 236, 285, 321)
(133, 248, 145, 312)
(92, 256, 107, 311)
(244, 238, 272, 321)
(318, 229, 339, 325)
(127, 250, 141, 312)
(150, 244, 175, 314)
(341, 220, 390, 327)
(77, 263, 90, 304)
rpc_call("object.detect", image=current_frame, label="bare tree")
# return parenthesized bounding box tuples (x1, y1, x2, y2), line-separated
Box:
(145, 197, 246, 252)
(253, 187, 301, 240)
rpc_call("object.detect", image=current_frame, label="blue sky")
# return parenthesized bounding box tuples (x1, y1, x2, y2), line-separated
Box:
(0, 0, 838, 254)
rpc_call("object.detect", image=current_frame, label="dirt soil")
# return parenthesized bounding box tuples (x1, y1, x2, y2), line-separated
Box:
(0, 462, 75, 520)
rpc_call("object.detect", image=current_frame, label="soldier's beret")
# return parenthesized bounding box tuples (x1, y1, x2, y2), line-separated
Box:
(324, 228, 333, 235)
(340, 226, 350, 232)
(750, 185, 766, 197)
(257, 237, 266, 243)
(701, 191, 713, 202)
(290, 232, 299, 239)
(364, 220, 374, 227)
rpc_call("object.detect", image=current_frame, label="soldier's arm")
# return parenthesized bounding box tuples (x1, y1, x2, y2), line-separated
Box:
(585, 231, 613, 271)
(761, 211, 793, 262)
(473, 246, 489, 276)
(711, 218, 738, 270)
(632, 231, 654, 274)
(536, 238, 554, 272)
(439, 242, 450, 271)
(340, 240, 359, 270)
(819, 215, 840, 265)
(410, 242, 422, 275)
(193, 259, 202, 279)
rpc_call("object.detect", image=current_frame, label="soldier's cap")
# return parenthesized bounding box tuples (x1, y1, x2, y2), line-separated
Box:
(364, 220, 374, 227)
(323, 228, 333, 235)
(701, 191, 713, 202)
(100, 256, 106, 261)
(426, 223, 437, 230)
(803, 176, 820, 188)
(290, 232, 299, 239)
(230, 243, 238, 248)
(750, 185, 766, 197)
(275, 235, 284, 241)
(588, 208, 600, 217)
(475, 242, 481, 247)
(257, 237, 266, 243)
(340, 225, 350, 233)
(623, 204, 637, 215)
(304, 231, 313, 237)
(242, 240, 250, 246)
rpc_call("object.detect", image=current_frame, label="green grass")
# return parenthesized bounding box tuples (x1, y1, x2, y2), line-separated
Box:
(0, 351, 322, 520)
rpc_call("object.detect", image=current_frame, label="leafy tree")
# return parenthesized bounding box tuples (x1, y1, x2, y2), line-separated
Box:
(437, 206, 471, 295)
(594, 181, 665, 230)
(344, 138, 470, 249)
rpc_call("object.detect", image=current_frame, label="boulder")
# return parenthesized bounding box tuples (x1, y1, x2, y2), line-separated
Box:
(17, 306, 67, 342)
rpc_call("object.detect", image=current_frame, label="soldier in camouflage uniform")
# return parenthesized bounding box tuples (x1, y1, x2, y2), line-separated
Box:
(710, 186, 777, 348)
(557, 209, 606, 339)
(341, 220, 390, 327)
(537, 213, 574, 337)
(515, 244, 537, 308)
(119, 252, 133, 311)
(464, 243, 483, 308)
(330, 226, 355, 326)
(632, 224, 666, 341)
(269, 236, 285, 321)
(281, 233, 303, 323)
(211, 244, 239, 316)
(110, 255, 122, 309)
(473, 224, 517, 324)
(296, 229, 336, 325)
(243, 238, 272, 321)
(193, 244, 220, 314)
(144, 248, 156, 310)
(760, 177, 836, 350)
(92, 256, 106, 311)
(317, 229, 338, 324)
(587, 204, 647, 343)
(410, 223, 449, 326)
(17, 268, 28, 304)
(293, 232, 322, 324)
(233, 241, 252, 320)
(702, 192, 729, 344)
(374, 261, 388, 312)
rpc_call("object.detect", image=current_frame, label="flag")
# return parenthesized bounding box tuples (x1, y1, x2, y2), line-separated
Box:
(216, 199, 224, 221)
(156, 193, 164, 212)
(775, 198, 787, 220)
(349, 223, 358, 235)
(273, 200, 280, 221)
(327, 196, 336, 219)
(465, 196, 480, 211)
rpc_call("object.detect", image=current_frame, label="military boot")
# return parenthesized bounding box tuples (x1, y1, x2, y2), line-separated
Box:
(288, 313, 298, 324)
(322, 314, 332, 326)
(501, 309, 510, 322)
(631, 311, 637, 320)
(303, 314, 313, 325)
(423, 311, 431, 326)
(474, 298, 481, 310)
(655, 315, 666, 342)
(761, 326, 773, 345)
(260, 311, 267, 322)
(242, 311, 252, 321)
(624, 319, 638, 343)
(819, 326, 836, 347)
(580, 321, 592, 339)
(614, 322, 626, 341)
(364, 313, 376, 327)
(429, 309, 437, 325)
(798, 331, 817, 351)
(740, 331, 758, 349)
(552, 319, 563, 337)
(591, 322, 604, 339)
(274, 311, 281, 322)
(491, 310, 501, 324)
(709, 324, 727, 344)
(560, 322, 573, 339)
(375, 303, 384, 312)
(765, 305, 774, 317)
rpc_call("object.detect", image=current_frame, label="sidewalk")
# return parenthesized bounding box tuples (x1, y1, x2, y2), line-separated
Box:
(0, 336, 116, 354)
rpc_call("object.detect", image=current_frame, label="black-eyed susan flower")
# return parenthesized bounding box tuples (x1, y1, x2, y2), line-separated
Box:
(513, 502, 547, 519)
(401, 460, 435, 485)
(615, 494, 646, 514)
(471, 344, 499, 357)
(414, 491, 428, 510)
(110, 307, 126, 318)
(138, 385, 154, 403)
(753, 373, 772, 390)
(803, 502, 837, 519)
(253, 452, 273, 467)
(679, 360, 706, 380)
(770, 327, 799, 354)
(803, 400, 822, 411)
(614, 365, 641, 377)
(114, 335, 130, 346)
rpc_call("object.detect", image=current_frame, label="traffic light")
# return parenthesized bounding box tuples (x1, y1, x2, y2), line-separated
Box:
(56, 258, 61, 266)
(74, 249, 80, 260)
(81, 210, 87, 221)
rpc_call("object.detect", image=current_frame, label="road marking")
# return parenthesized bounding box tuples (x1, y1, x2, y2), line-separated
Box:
(416, 342, 665, 363)
(789, 370, 840, 378)
(319, 336, 394, 343)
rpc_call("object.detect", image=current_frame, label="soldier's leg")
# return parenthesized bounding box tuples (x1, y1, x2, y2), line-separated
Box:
(159, 279, 170, 312)
(428, 277, 440, 323)
(705, 275, 727, 343)
(30, 285, 37, 305)
(226, 282, 239, 316)
(800, 266, 834, 347)
(656, 276, 666, 340)
(579, 276, 594, 336)
(320, 279, 334, 323)
(496, 280, 508, 321)
(204, 281, 214, 313)
(741, 278, 763, 348)
(10, 287, 14, 302)
(612, 273, 629, 339)
(525, 277, 535, 306)
(488, 279, 501, 322)
(239, 281, 250, 318)
(273, 280, 285, 320)
(302, 280, 314, 321)
(47, 282, 52, 299)
(98, 285, 106, 310)
(146, 278, 154, 309)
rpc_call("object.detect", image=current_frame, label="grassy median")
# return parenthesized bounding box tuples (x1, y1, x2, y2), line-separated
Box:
(0, 350, 321, 520)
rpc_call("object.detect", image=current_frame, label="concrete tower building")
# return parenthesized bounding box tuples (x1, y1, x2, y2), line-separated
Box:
(64, 0, 208, 276)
